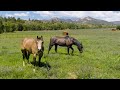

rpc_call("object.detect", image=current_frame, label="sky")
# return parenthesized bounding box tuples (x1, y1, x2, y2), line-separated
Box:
(0, 11, 120, 22)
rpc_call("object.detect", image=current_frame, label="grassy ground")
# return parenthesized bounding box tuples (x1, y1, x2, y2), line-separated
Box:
(0, 29, 120, 79)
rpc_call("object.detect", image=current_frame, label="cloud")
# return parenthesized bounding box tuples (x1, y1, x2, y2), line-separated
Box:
(5, 14, 13, 17)
(3, 11, 120, 21)
(32, 11, 120, 21)
(33, 11, 54, 16)
(34, 11, 51, 15)
(14, 13, 29, 16)
(5, 12, 29, 17)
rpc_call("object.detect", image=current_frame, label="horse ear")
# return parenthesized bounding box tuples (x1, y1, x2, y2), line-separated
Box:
(41, 36, 43, 40)
(37, 36, 38, 39)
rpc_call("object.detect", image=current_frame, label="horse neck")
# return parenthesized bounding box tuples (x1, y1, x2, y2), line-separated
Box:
(73, 39, 80, 47)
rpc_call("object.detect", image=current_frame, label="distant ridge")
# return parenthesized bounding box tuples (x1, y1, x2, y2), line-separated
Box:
(49, 16, 118, 25)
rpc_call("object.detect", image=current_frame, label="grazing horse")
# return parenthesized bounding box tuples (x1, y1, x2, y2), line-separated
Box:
(21, 36, 44, 67)
(48, 35, 83, 54)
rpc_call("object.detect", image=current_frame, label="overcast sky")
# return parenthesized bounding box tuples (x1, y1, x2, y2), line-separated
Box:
(0, 11, 120, 22)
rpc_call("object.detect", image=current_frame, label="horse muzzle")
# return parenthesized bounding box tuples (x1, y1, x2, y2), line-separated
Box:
(38, 49, 43, 52)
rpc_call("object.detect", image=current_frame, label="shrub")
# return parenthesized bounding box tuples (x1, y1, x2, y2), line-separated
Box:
(116, 25, 120, 30)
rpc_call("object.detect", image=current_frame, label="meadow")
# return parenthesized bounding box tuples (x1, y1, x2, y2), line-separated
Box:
(0, 29, 120, 79)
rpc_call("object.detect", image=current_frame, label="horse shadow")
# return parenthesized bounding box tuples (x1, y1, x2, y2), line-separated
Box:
(31, 61, 51, 71)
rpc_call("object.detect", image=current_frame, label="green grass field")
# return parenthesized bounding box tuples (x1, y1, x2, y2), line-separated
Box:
(0, 29, 120, 79)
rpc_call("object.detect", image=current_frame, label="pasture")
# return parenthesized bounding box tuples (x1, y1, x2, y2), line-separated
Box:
(0, 29, 120, 79)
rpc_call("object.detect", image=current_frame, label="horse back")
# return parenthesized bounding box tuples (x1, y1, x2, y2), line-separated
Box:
(65, 38, 73, 46)
(21, 38, 38, 53)
(50, 36, 73, 46)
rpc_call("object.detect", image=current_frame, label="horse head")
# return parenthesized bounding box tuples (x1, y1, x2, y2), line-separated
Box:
(77, 42, 83, 53)
(72, 38, 83, 53)
(36, 36, 44, 52)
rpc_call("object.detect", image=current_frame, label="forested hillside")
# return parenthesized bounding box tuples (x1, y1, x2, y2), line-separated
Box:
(0, 16, 116, 34)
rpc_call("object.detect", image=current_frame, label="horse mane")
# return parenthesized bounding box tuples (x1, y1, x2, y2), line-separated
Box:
(70, 37, 81, 46)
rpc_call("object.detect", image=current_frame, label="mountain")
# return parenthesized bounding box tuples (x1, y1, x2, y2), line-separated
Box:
(49, 16, 116, 25)
(50, 17, 73, 22)
(111, 21, 120, 25)
(76, 16, 113, 25)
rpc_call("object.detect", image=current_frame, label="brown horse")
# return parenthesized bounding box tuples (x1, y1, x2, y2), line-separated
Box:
(48, 35, 83, 54)
(112, 29, 117, 31)
(21, 36, 44, 67)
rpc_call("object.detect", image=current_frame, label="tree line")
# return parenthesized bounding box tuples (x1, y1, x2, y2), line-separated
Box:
(0, 16, 117, 34)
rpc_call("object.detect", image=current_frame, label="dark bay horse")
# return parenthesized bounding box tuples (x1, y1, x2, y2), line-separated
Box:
(21, 36, 44, 67)
(48, 35, 83, 54)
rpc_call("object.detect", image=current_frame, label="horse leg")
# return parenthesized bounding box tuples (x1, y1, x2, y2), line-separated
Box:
(48, 44, 53, 54)
(33, 54, 36, 66)
(70, 46, 74, 54)
(38, 57, 41, 67)
(38, 52, 43, 67)
(67, 47, 70, 55)
(55, 44, 58, 53)
(26, 52, 30, 64)
(32, 54, 37, 72)
(21, 49, 26, 66)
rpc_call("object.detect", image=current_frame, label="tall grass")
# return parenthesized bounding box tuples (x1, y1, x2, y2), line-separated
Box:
(0, 29, 120, 79)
